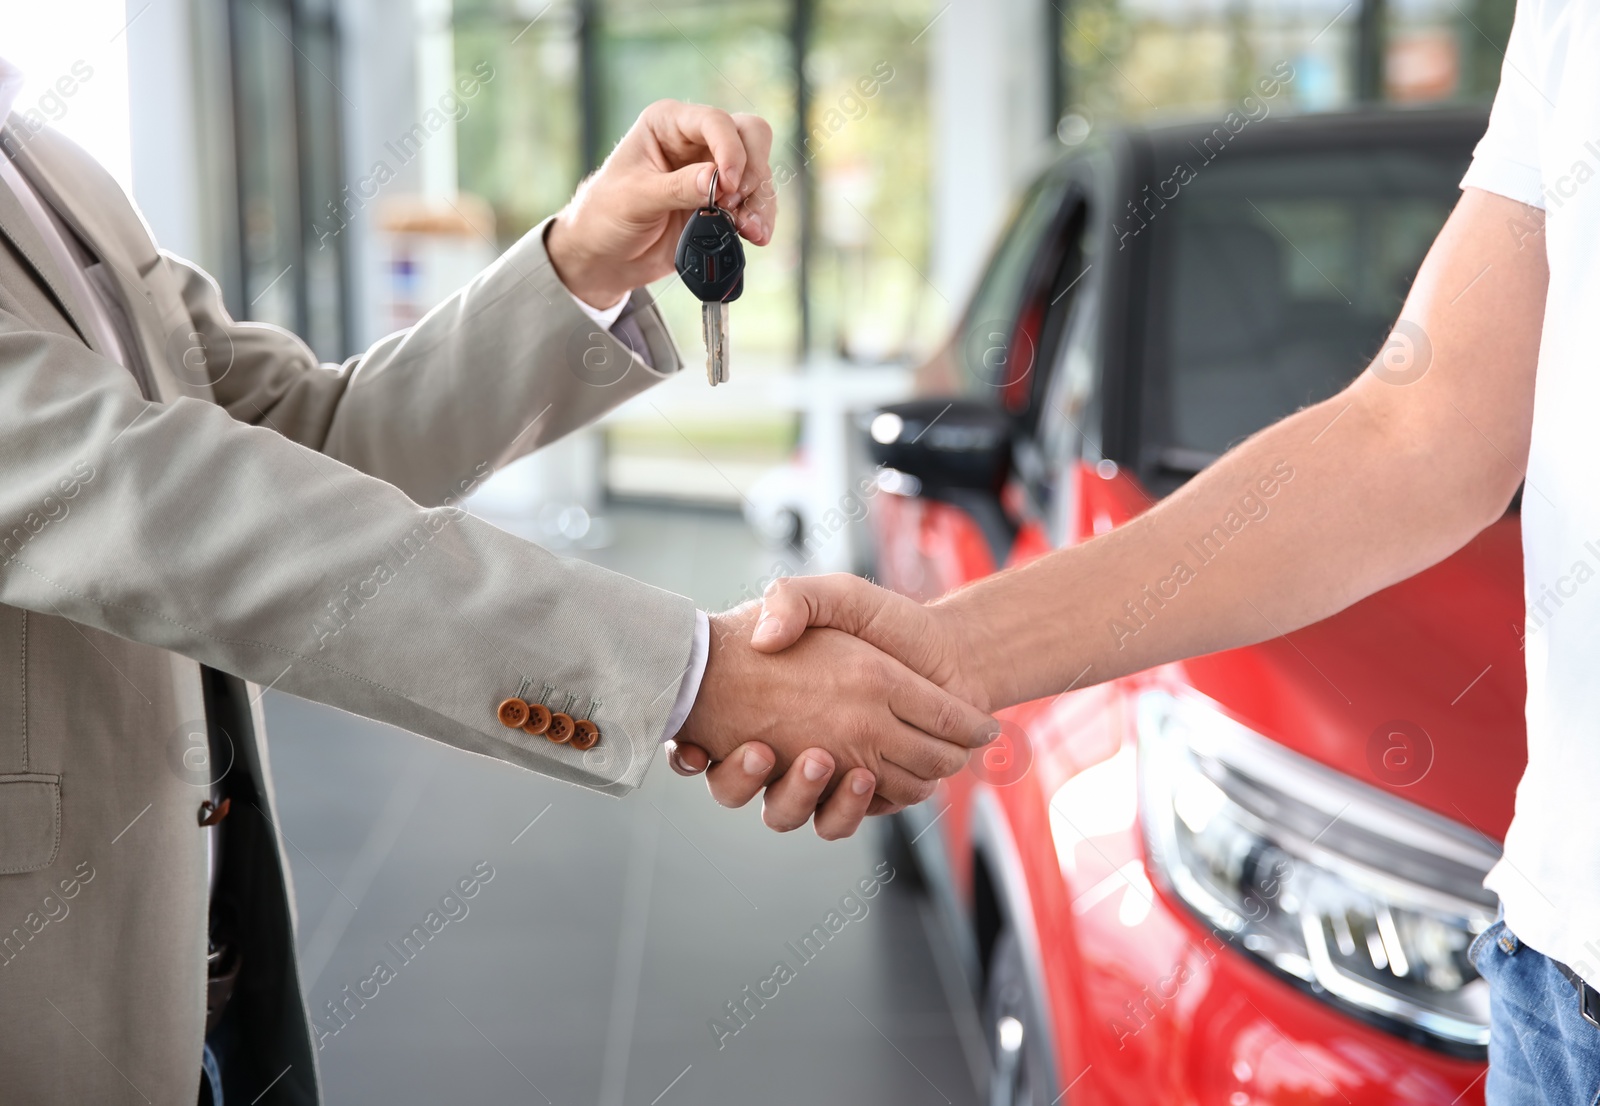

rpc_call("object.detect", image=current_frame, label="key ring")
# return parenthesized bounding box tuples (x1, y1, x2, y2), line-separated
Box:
(707, 167, 719, 211)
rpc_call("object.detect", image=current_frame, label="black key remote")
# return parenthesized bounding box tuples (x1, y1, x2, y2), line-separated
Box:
(674, 169, 744, 384)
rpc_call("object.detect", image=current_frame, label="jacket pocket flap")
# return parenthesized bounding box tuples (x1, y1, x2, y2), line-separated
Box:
(0, 774, 61, 874)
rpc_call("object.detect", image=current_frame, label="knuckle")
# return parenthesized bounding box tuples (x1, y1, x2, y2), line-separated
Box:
(881, 785, 916, 809)
(932, 698, 964, 739)
(764, 810, 801, 833)
(864, 658, 894, 694)
(937, 746, 969, 778)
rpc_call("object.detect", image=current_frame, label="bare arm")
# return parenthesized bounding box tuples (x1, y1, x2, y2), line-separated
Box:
(752, 187, 1548, 713)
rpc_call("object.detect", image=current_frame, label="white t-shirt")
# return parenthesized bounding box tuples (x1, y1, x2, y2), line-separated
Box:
(1461, 0, 1600, 987)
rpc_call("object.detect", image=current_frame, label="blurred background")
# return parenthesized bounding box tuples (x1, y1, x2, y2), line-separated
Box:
(3, 0, 1515, 1102)
(3, 0, 1513, 575)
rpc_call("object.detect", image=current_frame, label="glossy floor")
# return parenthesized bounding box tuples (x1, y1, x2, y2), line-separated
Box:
(266, 505, 985, 1105)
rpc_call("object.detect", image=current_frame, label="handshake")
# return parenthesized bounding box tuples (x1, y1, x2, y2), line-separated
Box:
(668, 574, 999, 841)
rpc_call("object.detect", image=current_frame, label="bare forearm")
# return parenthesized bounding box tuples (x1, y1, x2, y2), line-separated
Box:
(945, 188, 1546, 709)
(946, 393, 1490, 706)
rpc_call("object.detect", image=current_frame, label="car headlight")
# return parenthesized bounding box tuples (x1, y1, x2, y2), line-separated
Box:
(1137, 689, 1498, 1052)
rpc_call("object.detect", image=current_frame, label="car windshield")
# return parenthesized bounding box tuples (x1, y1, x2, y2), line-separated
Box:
(1143, 145, 1468, 473)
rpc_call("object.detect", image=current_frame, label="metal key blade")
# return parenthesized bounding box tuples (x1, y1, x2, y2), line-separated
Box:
(702, 300, 729, 385)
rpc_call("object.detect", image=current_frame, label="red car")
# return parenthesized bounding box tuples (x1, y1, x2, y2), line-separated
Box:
(865, 107, 1515, 1105)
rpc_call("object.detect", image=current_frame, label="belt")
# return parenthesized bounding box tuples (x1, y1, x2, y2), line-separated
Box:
(1554, 960, 1600, 1030)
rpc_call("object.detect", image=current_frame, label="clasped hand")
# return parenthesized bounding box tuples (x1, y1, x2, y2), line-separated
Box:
(672, 579, 991, 840)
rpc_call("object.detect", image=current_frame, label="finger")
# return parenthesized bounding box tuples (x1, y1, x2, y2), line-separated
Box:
(703, 742, 776, 808)
(761, 749, 835, 832)
(882, 661, 997, 750)
(729, 113, 773, 178)
(813, 767, 875, 841)
(866, 795, 903, 817)
(666, 740, 710, 776)
(872, 759, 939, 809)
(752, 574, 891, 652)
(655, 160, 718, 210)
(729, 113, 776, 244)
(729, 167, 776, 245)
(650, 101, 749, 195)
(878, 718, 972, 782)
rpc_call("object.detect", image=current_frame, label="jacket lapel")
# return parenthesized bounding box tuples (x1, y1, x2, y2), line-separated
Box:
(0, 129, 107, 355)
(3, 126, 199, 403)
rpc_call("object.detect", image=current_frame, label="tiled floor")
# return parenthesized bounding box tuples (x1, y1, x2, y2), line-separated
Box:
(266, 505, 987, 1105)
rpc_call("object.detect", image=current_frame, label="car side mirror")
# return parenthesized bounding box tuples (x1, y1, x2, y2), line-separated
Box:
(861, 398, 1012, 500)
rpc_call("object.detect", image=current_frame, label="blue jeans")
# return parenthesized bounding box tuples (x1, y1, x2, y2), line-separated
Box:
(1472, 918, 1600, 1105)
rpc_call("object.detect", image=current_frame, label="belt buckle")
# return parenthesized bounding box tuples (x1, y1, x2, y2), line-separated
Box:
(1581, 981, 1600, 1031)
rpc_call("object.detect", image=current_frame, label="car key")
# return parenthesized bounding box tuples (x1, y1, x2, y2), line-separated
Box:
(674, 168, 745, 385)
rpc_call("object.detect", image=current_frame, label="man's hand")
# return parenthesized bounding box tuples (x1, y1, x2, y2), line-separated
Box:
(673, 603, 997, 835)
(663, 737, 882, 842)
(750, 575, 990, 709)
(546, 100, 777, 307)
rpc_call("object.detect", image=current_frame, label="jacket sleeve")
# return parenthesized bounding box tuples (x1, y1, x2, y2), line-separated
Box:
(0, 308, 696, 795)
(168, 217, 683, 507)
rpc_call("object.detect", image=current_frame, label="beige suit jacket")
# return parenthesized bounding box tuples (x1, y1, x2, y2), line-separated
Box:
(0, 124, 697, 1104)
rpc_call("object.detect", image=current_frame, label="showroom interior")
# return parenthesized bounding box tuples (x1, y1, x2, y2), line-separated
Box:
(2, 0, 1524, 1103)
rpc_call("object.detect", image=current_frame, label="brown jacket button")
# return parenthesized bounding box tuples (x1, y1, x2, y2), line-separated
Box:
(570, 719, 600, 751)
(547, 712, 575, 744)
(522, 703, 552, 736)
(497, 698, 530, 728)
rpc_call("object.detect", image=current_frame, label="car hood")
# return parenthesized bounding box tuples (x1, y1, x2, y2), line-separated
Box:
(1180, 516, 1525, 841)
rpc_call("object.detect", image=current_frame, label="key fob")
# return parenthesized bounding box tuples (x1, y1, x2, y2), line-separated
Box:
(675, 207, 745, 304)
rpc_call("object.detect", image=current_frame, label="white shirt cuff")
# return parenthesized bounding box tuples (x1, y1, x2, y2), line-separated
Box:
(661, 609, 710, 742)
(566, 287, 629, 329)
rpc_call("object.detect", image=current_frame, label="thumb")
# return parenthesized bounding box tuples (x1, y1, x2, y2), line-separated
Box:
(655, 161, 716, 212)
(751, 573, 895, 652)
(665, 740, 710, 776)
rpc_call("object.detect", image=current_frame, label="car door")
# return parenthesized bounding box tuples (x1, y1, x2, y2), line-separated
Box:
(872, 155, 1099, 601)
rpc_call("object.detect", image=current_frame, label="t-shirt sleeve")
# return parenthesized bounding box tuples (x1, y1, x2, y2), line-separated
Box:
(1460, 0, 1548, 210)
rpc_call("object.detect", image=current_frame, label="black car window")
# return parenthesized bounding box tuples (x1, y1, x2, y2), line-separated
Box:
(1142, 147, 1465, 481)
(958, 170, 1074, 398)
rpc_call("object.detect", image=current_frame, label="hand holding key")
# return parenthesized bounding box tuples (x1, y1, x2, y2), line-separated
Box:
(675, 169, 745, 385)
(546, 100, 775, 310)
